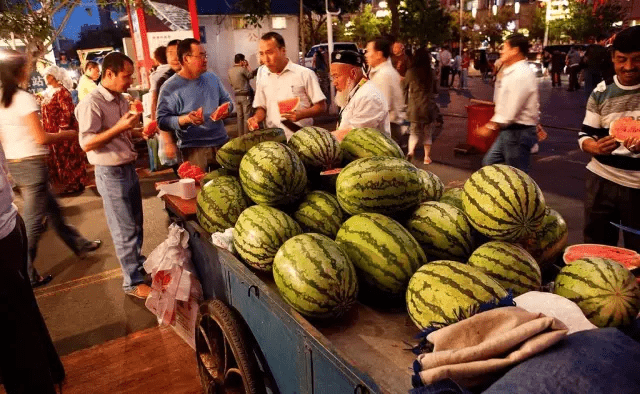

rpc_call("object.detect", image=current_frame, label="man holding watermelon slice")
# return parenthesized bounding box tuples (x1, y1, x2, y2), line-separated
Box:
(156, 38, 233, 171)
(248, 32, 326, 139)
(579, 26, 640, 251)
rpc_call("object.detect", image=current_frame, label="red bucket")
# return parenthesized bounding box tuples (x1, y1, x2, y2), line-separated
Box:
(466, 104, 497, 153)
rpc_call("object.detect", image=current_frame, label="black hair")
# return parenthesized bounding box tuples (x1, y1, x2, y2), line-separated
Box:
(153, 46, 167, 64)
(612, 26, 640, 54)
(167, 39, 181, 48)
(370, 37, 392, 59)
(261, 32, 286, 48)
(84, 60, 99, 72)
(505, 33, 529, 56)
(177, 38, 200, 65)
(234, 53, 245, 63)
(409, 47, 433, 89)
(0, 49, 26, 108)
(102, 52, 133, 76)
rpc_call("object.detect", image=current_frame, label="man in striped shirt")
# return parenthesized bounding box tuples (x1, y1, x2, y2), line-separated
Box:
(579, 26, 640, 250)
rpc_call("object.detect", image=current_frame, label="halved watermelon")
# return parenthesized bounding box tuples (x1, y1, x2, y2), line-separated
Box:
(564, 244, 640, 269)
(610, 117, 640, 142)
(211, 102, 230, 121)
(278, 97, 300, 114)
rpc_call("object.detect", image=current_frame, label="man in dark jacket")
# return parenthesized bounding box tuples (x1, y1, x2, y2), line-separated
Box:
(584, 35, 614, 95)
(550, 50, 565, 87)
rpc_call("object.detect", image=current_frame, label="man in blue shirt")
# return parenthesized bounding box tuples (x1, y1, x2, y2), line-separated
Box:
(157, 38, 233, 170)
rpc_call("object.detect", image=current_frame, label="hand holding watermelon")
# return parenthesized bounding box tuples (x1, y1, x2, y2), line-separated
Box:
(184, 107, 204, 125)
(129, 99, 143, 115)
(210, 102, 230, 122)
(278, 97, 300, 120)
(247, 116, 259, 131)
(143, 120, 158, 138)
(582, 135, 619, 156)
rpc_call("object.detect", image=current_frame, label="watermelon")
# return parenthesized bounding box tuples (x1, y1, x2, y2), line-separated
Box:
(200, 168, 236, 186)
(233, 205, 302, 271)
(278, 97, 300, 114)
(462, 164, 546, 242)
(336, 156, 423, 216)
(417, 169, 444, 202)
(406, 202, 473, 262)
(439, 187, 464, 211)
(143, 120, 157, 137)
(195, 107, 203, 119)
(523, 208, 568, 270)
(609, 117, 640, 142)
(211, 102, 230, 121)
(340, 128, 404, 162)
(293, 191, 343, 238)
(216, 128, 286, 171)
(288, 126, 342, 172)
(239, 142, 307, 206)
(406, 260, 508, 329)
(129, 99, 143, 114)
(273, 233, 358, 319)
(564, 244, 640, 268)
(554, 257, 640, 327)
(467, 241, 541, 296)
(196, 176, 248, 234)
(335, 213, 427, 295)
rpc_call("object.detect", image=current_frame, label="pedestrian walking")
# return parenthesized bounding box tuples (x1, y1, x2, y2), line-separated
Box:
(157, 38, 233, 171)
(149, 45, 171, 97)
(76, 52, 150, 298)
(439, 46, 452, 87)
(247, 32, 326, 139)
(391, 40, 411, 78)
(459, 49, 470, 89)
(583, 35, 614, 95)
(550, 50, 565, 87)
(365, 37, 407, 148)
(228, 53, 255, 136)
(77, 60, 100, 102)
(329, 50, 390, 141)
(566, 46, 582, 91)
(478, 50, 489, 82)
(578, 26, 640, 251)
(449, 52, 461, 87)
(313, 47, 331, 104)
(478, 34, 539, 173)
(404, 48, 436, 164)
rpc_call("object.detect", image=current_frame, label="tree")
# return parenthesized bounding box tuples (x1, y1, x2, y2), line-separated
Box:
(399, 0, 451, 46)
(528, 5, 564, 43)
(477, 7, 515, 46)
(564, 0, 627, 42)
(343, 4, 390, 46)
(449, 9, 475, 48)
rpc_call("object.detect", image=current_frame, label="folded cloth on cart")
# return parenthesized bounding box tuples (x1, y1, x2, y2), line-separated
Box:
(411, 306, 568, 390)
(513, 291, 596, 335)
(211, 227, 234, 253)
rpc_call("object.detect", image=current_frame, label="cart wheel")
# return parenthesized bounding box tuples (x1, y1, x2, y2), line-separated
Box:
(196, 299, 265, 394)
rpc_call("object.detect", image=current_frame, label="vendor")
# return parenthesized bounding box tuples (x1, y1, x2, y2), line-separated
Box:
(329, 50, 390, 141)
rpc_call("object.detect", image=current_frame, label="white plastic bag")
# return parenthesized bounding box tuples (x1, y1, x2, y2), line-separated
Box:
(158, 133, 180, 166)
(211, 228, 234, 253)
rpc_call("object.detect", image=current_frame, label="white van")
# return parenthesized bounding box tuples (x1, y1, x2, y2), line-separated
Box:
(303, 42, 360, 69)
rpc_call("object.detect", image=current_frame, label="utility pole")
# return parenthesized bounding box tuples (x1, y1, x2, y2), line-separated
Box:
(326, 0, 340, 114)
(459, 0, 463, 57)
(299, 0, 304, 64)
(543, 0, 552, 47)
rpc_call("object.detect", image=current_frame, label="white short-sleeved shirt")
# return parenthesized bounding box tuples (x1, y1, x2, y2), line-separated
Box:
(368, 58, 406, 125)
(338, 80, 391, 136)
(0, 90, 48, 160)
(491, 60, 539, 127)
(253, 60, 326, 139)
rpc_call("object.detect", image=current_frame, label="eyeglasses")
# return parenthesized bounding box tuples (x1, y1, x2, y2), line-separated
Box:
(187, 53, 208, 60)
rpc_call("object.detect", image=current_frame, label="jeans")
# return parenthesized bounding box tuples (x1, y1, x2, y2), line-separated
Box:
(459, 69, 468, 89)
(235, 95, 253, 136)
(94, 164, 145, 291)
(482, 126, 537, 174)
(0, 215, 64, 393)
(9, 157, 89, 283)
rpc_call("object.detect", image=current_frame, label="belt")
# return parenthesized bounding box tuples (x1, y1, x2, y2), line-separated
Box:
(7, 154, 48, 163)
(504, 123, 535, 130)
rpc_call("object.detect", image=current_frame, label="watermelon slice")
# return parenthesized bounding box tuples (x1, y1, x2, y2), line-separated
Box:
(129, 99, 143, 114)
(195, 107, 203, 120)
(564, 244, 640, 269)
(278, 97, 300, 114)
(143, 120, 158, 137)
(610, 117, 640, 142)
(211, 102, 230, 121)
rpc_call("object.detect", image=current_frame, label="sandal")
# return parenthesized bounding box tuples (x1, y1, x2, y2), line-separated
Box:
(32, 275, 53, 288)
(423, 157, 433, 165)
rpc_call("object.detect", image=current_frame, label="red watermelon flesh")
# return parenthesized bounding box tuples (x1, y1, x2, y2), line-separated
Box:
(610, 117, 640, 142)
(129, 99, 143, 114)
(564, 244, 640, 269)
(211, 102, 230, 121)
(278, 97, 300, 114)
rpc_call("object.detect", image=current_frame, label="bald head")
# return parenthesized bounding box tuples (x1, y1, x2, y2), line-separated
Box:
(330, 63, 363, 92)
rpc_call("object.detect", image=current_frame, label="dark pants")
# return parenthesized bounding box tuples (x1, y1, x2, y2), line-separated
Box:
(0, 215, 64, 393)
(482, 125, 537, 174)
(551, 71, 562, 86)
(584, 68, 603, 96)
(568, 64, 580, 90)
(440, 66, 450, 87)
(584, 171, 640, 252)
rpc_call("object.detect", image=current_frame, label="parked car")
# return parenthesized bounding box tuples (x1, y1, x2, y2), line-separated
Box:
(304, 42, 359, 69)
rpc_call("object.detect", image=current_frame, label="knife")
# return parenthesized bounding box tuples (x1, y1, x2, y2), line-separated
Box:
(610, 222, 640, 236)
(281, 119, 303, 132)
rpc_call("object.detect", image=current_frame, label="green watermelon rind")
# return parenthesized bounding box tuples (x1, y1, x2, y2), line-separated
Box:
(340, 127, 404, 162)
(417, 169, 445, 202)
(293, 190, 344, 238)
(196, 176, 248, 234)
(216, 128, 286, 171)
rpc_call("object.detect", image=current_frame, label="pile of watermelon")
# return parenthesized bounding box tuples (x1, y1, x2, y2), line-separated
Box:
(193, 126, 640, 329)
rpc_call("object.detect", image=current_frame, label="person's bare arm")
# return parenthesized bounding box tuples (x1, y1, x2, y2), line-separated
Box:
(81, 112, 139, 152)
(582, 135, 619, 155)
(23, 112, 76, 145)
(247, 107, 266, 131)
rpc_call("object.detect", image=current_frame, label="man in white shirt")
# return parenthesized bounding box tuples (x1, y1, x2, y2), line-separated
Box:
(365, 37, 406, 147)
(329, 50, 390, 141)
(478, 34, 539, 173)
(248, 32, 327, 139)
(439, 46, 452, 88)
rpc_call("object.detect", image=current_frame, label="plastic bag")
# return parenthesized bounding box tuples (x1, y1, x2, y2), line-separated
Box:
(211, 228, 234, 253)
(158, 134, 180, 166)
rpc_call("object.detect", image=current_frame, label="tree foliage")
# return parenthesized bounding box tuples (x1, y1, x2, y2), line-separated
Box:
(528, 5, 564, 43)
(399, 0, 451, 46)
(476, 7, 515, 46)
(564, 0, 627, 42)
(343, 4, 390, 46)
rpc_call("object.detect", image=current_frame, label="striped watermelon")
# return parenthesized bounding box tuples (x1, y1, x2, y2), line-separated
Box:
(406, 260, 508, 329)
(273, 233, 358, 318)
(439, 187, 464, 211)
(554, 257, 640, 327)
(336, 156, 422, 216)
(417, 169, 444, 202)
(335, 213, 427, 295)
(288, 126, 342, 172)
(200, 168, 235, 186)
(216, 128, 286, 171)
(196, 176, 248, 233)
(523, 208, 568, 270)
(467, 241, 541, 296)
(462, 164, 546, 242)
(239, 141, 307, 206)
(340, 127, 404, 162)
(293, 191, 343, 238)
(233, 205, 302, 271)
(406, 202, 473, 262)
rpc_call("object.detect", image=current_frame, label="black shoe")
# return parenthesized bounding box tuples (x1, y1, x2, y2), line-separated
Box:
(32, 275, 53, 288)
(76, 240, 102, 258)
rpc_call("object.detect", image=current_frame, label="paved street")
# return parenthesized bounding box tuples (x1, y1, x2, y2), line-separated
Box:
(24, 70, 593, 389)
